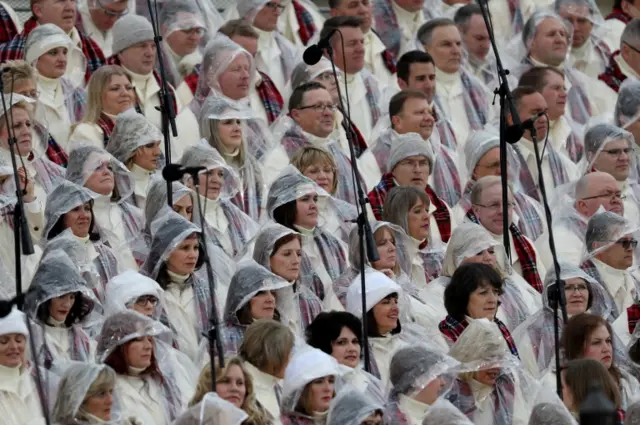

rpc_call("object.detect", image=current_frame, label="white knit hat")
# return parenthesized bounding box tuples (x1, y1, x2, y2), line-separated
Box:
(112, 14, 154, 55)
(0, 306, 28, 337)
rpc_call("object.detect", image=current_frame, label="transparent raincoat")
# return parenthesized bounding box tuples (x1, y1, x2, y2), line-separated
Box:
(326, 384, 384, 425)
(172, 392, 248, 425)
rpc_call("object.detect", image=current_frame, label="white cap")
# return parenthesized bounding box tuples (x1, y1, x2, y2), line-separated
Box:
(0, 306, 28, 337)
(346, 271, 402, 318)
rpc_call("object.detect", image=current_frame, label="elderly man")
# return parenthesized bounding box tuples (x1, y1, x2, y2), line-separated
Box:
(417, 18, 491, 147)
(454, 4, 494, 86)
(368, 134, 455, 244)
(373, 0, 425, 57)
(0, 0, 105, 83)
(600, 18, 640, 93)
(76, 0, 129, 58)
(468, 175, 546, 293)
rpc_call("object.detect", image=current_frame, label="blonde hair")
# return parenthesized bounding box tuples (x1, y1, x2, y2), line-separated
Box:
(78, 65, 132, 125)
(1, 61, 35, 93)
(190, 357, 272, 425)
(0, 101, 32, 133)
(239, 319, 294, 376)
(204, 119, 247, 165)
(76, 368, 116, 421)
(290, 146, 338, 195)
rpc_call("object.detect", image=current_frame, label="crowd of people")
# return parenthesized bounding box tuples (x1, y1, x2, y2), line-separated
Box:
(2, 0, 640, 423)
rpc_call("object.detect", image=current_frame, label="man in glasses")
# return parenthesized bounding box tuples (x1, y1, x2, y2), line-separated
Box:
(600, 18, 640, 93)
(77, 0, 129, 58)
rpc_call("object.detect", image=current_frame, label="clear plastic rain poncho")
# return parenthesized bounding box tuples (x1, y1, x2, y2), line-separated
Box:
(199, 93, 266, 220)
(172, 392, 248, 425)
(528, 402, 577, 425)
(236, 0, 270, 23)
(326, 384, 384, 425)
(284, 57, 342, 108)
(137, 0, 222, 44)
(106, 108, 164, 167)
(615, 77, 640, 130)
(421, 398, 476, 425)
(103, 270, 165, 317)
(42, 180, 100, 240)
(179, 141, 258, 258)
(583, 210, 640, 261)
(582, 122, 637, 176)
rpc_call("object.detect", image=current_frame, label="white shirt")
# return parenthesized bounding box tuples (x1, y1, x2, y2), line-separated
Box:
(79, 8, 113, 57)
(67, 27, 87, 85)
(569, 38, 607, 80)
(535, 215, 586, 269)
(435, 67, 470, 146)
(390, 0, 425, 56)
(164, 271, 200, 362)
(129, 164, 155, 210)
(364, 30, 395, 88)
(115, 374, 170, 425)
(200, 194, 233, 256)
(249, 73, 271, 125)
(398, 395, 430, 425)
(68, 122, 105, 150)
(254, 27, 287, 95)
(37, 75, 72, 152)
(338, 72, 375, 142)
(548, 117, 574, 161)
(243, 362, 283, 425)
(592, 258, 637, 315)
(0, 365, 46, 425)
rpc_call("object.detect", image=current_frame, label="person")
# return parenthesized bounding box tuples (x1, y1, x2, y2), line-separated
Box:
(76, 0, 129, 58)
(326, 386, 384, 425)
(68, 65, 135, 148)
(280, 346, 341, 425)
(285, 58, 342, 106)
(614, 78, 640, 178)
(600, 18, 640, 92)
(190, 357, 273, 425)
(604, 0, 640, 51)
(454, 4, 494, 86)
(421, 399, 476, 425)
(372, 0, 425, 57)
(0, 307, 47, 425)
(0, 2, 22, 44)
(527, 403, 575, 425)
(173, 392, 249, 425)
(239, 320, 295, 425)
(276, 0, 325, 49)
(103, 270, 164, 318)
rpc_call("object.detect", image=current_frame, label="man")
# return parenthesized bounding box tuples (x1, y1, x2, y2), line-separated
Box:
(468, 175, 546, 293)
(509, 86, 578, 202)
(368, 134, 454, 244)
(370, 90, 461, 206)
(280, 0, 325, 48)
(321, 16, 384, 142)
(237, 0, 297, 95)
(329, 0, 396, 87)
(518, 66, 583, 163)
(0, 0, 105, 84)
(417, 18, 490, 147)
(599, 18, 640, 92)
(604, 0, 640, 50)
(535, 171, 625, 268)
(614, 78, 640, 183)
(0, 2, 22, 44)
(372, 0, 425, 57)
(454, 4, 493, 86)
(76, 0, 129, 57)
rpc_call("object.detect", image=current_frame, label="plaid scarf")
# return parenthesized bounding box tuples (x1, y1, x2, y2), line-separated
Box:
(184, 64, 200, 95)
(460, 68, 488, 130)
(206, 200, 253, 257)
(340, 110, 369, 158)
(580, 259, 621, 320)
(439, 315, 520, 357)
(606, 8, 632, 24)
(507, 0, 524, 34)
(0, 3, 17, 44)
(381, 50, 397, 74)
(466, 210, 543, 293)
(433, 105, 458, 150)
(256, 71, 284, 124)
(599, 50, 627, 93)
(315, 229, 348, 282)
(448, 374, 517, 425)
(97, 113, 115, 147)
(565, 130, 584, 164)
(511, 144, 538, 202)
(92, 241, 120, 302)
(292, 0, 316, 46)
(33, 122, 68, 167)
(432, 143, 462, 207)
(372, 0, 401, 57)
(230, 160, 263, 221)
(294, 283, 324, 329)
(41, 326, 92, 369)
(282, 413, 316, 425)
(512, 142, 570, 201)
(628, 304, 640, 334)
(363, 72, 382, 126)
(594, 37, 612, 67)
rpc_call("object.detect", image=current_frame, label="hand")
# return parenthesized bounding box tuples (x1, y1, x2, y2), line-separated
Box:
(17, 168, 35, 203)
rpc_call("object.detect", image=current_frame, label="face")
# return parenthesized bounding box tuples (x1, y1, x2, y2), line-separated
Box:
(165, 18, 203, 57)
(166, 234, 199, 275)
(516, 93, 548, 141)
(391, 98, 435, 140)
(84, 161, 115, 195)
(216, 118, 243, 153)
(62, 201, 92, 237)
(82, 385, 114, 421)
(471, 184, 515, 235)
(466, 283, 500, 320)
(331, 326, 360, 368)
(583, 324, 613, 369)
(559, 5, 593, 48)
(564, 277, 589, 316)
(424, 25, 462, 74)
(540, 71, 567, 121)
(197, 168, 224, 200)
(529, 18, 569, 67)
(101, 74, 134, 116)
(0, 108, 33, 157)
(33, 0, 77, 33)
(392, 155, 431, 188)
(623, 0, 640, 18)
(124, 336, 153, 369)
(118, 41, 157, 75)
(269, 238, 302, 282)
(302, 162, 335, 194)
(474, 368, 500, 386)
(216, 364, 247, 408)
(131, 141, 161, 171)
(292, 89, 335, 138)
(13, 78, 39, 100)
(590, 139, 632, 182)
(172, 194, 193, 221)
(252, 0, 283, 31)
(249, 290, 276, 320)
(461, 14, 490, 62)
(576, 175, 624, 217)
(294, 192, 319, 229)
(461, 247, 497, 268)
(623, 35, 640, 75)
(89, 0, 128, 32)
(313, 71, 339, 103)
(218, 54, 251, 100)
(394, 0, 424, 13)
(307, 376, 335, 413)
(49, 293, 76, 323)
(36, 47, 68, 79)
(472, 147, 501, 180)
(0, 333, 26, 368)
(372, 294, 399, 334)
(371, 228, 397, 271)
(230, 35, 258, 57)
(407, 199, 431, 240)
(331, 26, 365, 74)
(595, 235, 636, 270)
(330, 0, 373, 32)
(413, 377, 446, 405)
(131, 295, 159, 317)
(398, 62, 436, 104)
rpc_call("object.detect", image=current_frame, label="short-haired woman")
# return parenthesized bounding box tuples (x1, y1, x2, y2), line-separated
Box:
(103, 270, 165, 319)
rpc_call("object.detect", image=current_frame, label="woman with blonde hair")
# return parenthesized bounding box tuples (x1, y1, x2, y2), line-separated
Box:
(69, 65, 135, 148)
(190, 357, 273, 425)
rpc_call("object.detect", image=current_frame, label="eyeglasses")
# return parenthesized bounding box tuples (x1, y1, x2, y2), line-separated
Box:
(565, 283, 588, 293)
(180, 27, 204, 36)
(297, 103, 336, 113)
(18, 89, 39, 99)
(264, 1, 285, 11)
(473, 201, 516, 211)
(134, 295, 159, 307)
(625, 41, 640, 55)
(96, 0, 129, 17)
(580, 191, 626, 201)
(601, 147, 634, 158)
(609, 239, 638, 250)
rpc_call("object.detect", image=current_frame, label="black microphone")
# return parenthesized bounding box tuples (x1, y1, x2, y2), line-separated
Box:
(162, 163, 207, 182)
(0, 294, 23, 318)
(303, 28, 338, 65)
(505, 111, 545, 144)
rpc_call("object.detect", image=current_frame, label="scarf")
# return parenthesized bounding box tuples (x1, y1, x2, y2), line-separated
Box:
(291, 0, 317, 46)
(97, 113, 116, 147)
(41, 326, 91, 369)
(598, 50, 627, 93)
(438, 315, 519, 357)
(448, 374, 517, 425)
(460, 69, 488, 130)
(255, 71, 284, 124)
(605, 7, 632, 24)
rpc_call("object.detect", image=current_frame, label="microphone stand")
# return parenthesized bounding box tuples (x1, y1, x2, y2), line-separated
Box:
(325, 33, 379, 372)
(146, 0, 178, 206)
(188, 169, 224, 391)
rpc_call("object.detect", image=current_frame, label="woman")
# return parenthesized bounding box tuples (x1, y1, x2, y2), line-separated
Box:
(266, 167, 347, 311)
(68, 65, 135, 148)
(103, 270, 165, 318)
(251, 222, 324, 333)
(190, 357, 273, 425)
(326, 387, 384, 425)
(280, 347, 342, 425)
(179, 142, 258, 258)
(65, 145, 144, 271)
(173, 392, 248, 425)
(24, 24, 86, 153)
(97, 310, 187, 425)
(0, 307, 47, 425)
(239, 320, 295, 425)
(199, 93, 265, 221)
(382, 186, 445, 287)
(106, 109, 163, 209)
(43, 180, 120, 301)
(24, 250, 97, 367)
(439, 263, 520, 358)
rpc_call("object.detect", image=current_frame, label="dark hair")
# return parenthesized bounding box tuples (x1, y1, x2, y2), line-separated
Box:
(562, 358, 622, 410)
(545, 277, 593, 311)
(36, 292, 93, 327)
(306, 311, 363, 355)
(272, 200, 298, 231)
(366, 293, 402, 337)
(271, 232, 301, 256)
(288, 81, 327, 112)
(511, 86, 539, 108)
(444, 263, 504, 321)
(236, 291, 282, 325)
(328, 0, 342, 8)
(104, 338, 163, 383)
(453, 4, 482, 31)
(389, 90, 428, 122)
(218, 19, 258, 39)
(46, 200, 101, 242)
(397, 50, 434, 83)
(319, 16, 364, 43)
(155, 233, 206, 290)
(518, 66, 565, 93)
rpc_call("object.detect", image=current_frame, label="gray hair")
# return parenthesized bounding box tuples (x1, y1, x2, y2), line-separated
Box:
(621, 18, 640, 50)
(417, 18, 456, 47)
(585, 211, 629, 252)
(584, 123, 632, 154)
(454, 4, 482, 33)
(615, 79, 640, 126)
(470, 175, 507, 205)
(522, 11, 566, 48)
(382, 186, 431, 235)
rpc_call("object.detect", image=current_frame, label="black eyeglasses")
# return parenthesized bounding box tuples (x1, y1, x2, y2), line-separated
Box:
(296, 103, 337, 113)
(609, 239, 638, 250)
(264, 1, 285, 11)
(580, 191, 626, 201)
(135, 295, 159, 307)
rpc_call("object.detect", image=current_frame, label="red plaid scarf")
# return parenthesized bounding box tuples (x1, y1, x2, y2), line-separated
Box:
(438, 315, 520, 357)
(628, 304, 640, 334)
(466, 209, 543, 293)
(0, 3, 17, 44)
(256, 71, 284, 124)
(291, 0, 316, 46)
(381, 50, 397, 74)
(96, 113, 115, 147)
(340, 111, 369, 158)
(33, 122, 68, 167)
(606, 8, 632, 24)
(184, 66, 199, 95)
(599, 50, 627, 93)
(449, 374, 517, 425)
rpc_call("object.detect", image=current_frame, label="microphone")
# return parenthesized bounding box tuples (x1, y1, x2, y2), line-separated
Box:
(0, 294, 23, 318)
(162, 163, 207, 182)
(505, 111, 545, 144)
(303, 28, 338, 65)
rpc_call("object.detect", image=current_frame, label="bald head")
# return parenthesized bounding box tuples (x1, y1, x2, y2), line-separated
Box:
(575, 172, 625, 218)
